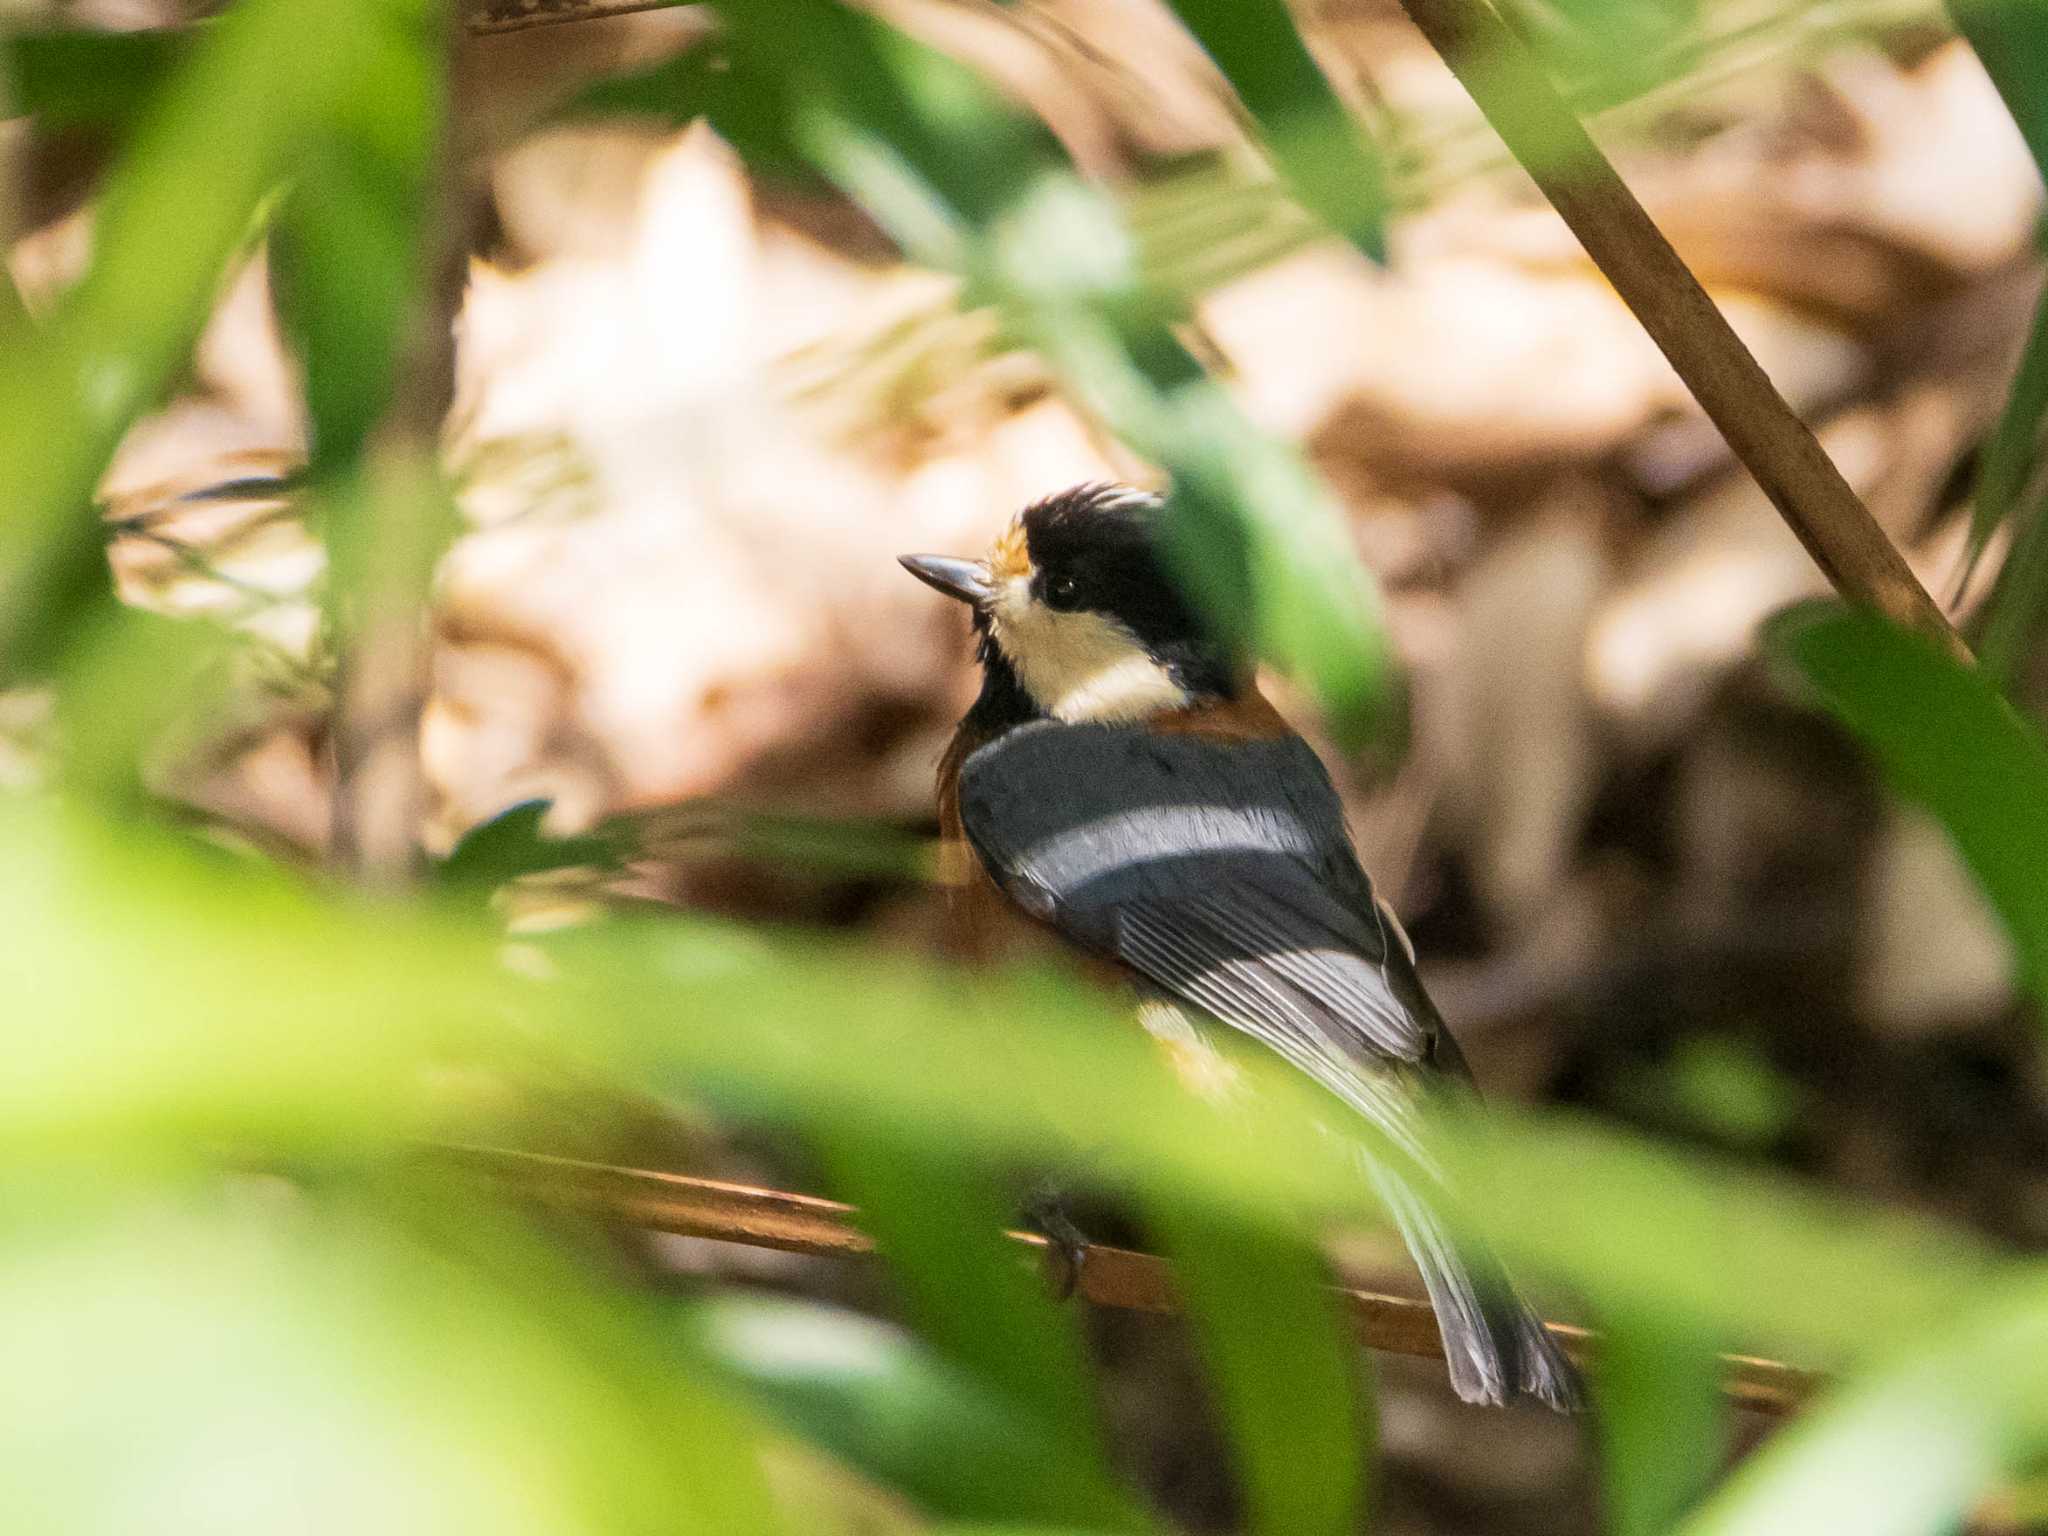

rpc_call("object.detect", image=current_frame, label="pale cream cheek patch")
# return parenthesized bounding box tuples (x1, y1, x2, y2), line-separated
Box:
(987, 576, 1190, 724)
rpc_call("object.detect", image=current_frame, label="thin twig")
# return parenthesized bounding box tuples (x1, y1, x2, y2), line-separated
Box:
(464, 0, 686, 33)
(327, 25, 475, 884)
(1394, 0, 1970, 661)
(445, 1144, 1818, 1417)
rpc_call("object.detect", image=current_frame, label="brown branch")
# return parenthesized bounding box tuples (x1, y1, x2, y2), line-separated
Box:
(1394, 0, 1970, 661)
(446, 1144, 1817, 1417)
(327, 25, 477, 883)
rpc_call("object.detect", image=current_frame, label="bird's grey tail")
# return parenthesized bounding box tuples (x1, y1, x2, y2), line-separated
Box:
(1369, 1165, 1584, 1412)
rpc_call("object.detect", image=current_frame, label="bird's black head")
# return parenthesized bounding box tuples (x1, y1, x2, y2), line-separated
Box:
(899, 483, 1241, 730)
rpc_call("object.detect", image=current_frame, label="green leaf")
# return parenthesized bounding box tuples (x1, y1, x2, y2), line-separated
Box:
(1958, 275, 2048, 620)
(1947, 0, 2048, 183)
(696, 1295, 1143, 1528)
(3, 26, 192, 135)
(1157, 0, 1387, 262)
(561, 43, 822, 186)
(436, 799, 625, 891)
(0, 1183, 783, 1535)
(813, 1140, 1146, 1530)
(1766, 602, 2048, 997)
(1681, 1273, 2048, 1536)
(0, 0, 439, 678)
(1147, 1194, 1370, 1536)
(1597, 1314, 1727, 1536)
(703, 0, 1399, 746)
(269, 0, 446, 480)
(0, 794, 521, 1158)
(1442, 1105, 2007, 1370)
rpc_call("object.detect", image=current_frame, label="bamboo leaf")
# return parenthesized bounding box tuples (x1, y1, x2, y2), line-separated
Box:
(696, 1295, 1144, 1528)
(1957, 278, 2048, 617)
(1157, 0, 1387, 261)
(1766, 602, 2048, 997)
(0, 0, 440, 677)
(1597, 1313, 1728, 1536)
(1147, 1195, 1371, 1536)
(0, 1182, 784, 1534)
(703, 0, 1399, 745)
(1946, 0, 2048, 181)
(1681, 1273, 2048, 1536)
(814, 1139, 1148, 1531)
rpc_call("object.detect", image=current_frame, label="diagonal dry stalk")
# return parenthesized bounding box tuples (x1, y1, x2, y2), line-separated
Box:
(1395, 0, 1971, 661)
(446, 1143, 1818, 1416)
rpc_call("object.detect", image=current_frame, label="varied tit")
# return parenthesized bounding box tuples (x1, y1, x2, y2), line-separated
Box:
(900, 483, 1582, 1412)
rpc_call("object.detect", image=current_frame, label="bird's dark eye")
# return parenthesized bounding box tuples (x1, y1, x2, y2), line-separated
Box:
(1044, 573, 1081, 609)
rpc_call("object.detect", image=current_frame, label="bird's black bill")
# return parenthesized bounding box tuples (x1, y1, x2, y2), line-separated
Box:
(898, 553, 993, 606)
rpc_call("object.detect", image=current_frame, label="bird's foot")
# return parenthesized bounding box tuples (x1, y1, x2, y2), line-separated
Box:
(1022, 1191, 1092, 1302)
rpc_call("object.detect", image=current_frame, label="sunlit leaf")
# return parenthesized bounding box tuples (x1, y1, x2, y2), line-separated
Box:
(1147, 1195, 1370, 1536)
(703, 0, 1399, 745)
(1767, 602, 2048, 997)
(813, 1140, 1144, 1530)
(0, 795, 517, 1157)
(1443, 1105, 2007, 1369)
(1597, 1313, 1727, 1536)
(1157, 0, 1386, 261)
(0, 1183, 782, 1535)
(1681, 1272, 2048, 1536)
(0, 0, 439, 677)
(696, 1295, 1143, 1528)
(269, 0, 446, 480)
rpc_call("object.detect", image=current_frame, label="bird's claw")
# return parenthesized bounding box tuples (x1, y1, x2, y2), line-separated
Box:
(1024, 1195, 1092, 1302)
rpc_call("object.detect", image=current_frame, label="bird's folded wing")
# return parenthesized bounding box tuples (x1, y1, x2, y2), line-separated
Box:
(956, 722, 1447, 1121)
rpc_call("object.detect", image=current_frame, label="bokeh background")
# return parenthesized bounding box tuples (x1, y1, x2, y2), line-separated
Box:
(9, 0, 2048, 1531)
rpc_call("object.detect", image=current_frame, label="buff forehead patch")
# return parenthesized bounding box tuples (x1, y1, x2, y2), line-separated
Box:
(989, 519, 1032, 584)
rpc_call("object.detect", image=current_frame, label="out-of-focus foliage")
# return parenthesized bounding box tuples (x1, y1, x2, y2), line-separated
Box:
(9, 0, 2048, 1531)
(1769, 604, 2048, 995)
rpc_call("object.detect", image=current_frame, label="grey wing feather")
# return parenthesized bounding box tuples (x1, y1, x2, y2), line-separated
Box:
(956, 721, 1439, 1077)
(958, 719, 1583, 1412)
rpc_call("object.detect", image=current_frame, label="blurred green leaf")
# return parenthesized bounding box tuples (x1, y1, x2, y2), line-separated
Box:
(1597, 1314, 1727, 1536)
(1512, 0, 1703, 112)
(1681, 1272, 2048, 1536)
(0, 794, 518, 1158)
(1444, 1106, 2007, 1369)
(2, 26, 191, 135)
(563, 43, 823, 186)
(1767, 602, 2048, 997)
(11, 782, 2024, 1411)
(0, 1183, 782, 1535)
(705, 0, 1399, 745)
(625, 802, 935, 883)
(1957, 277, 2048, 623)
(1947, 0, 2048, 181)
(1949, 2, 2048, 678)
(814, 1141, 1145, 1530)
(436, 799, 626, 891)
(0, 0, 438, 678)
(50, 603, 237, 805)
(696, 1295, 1141, 1528)
(1148, 1195, 1370, 1536)
(270, 0, 445, 480)
(1158, 0, 1386, 262)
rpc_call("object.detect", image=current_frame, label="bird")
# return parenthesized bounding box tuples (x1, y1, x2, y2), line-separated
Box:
(898, 482, 1583, 1411)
